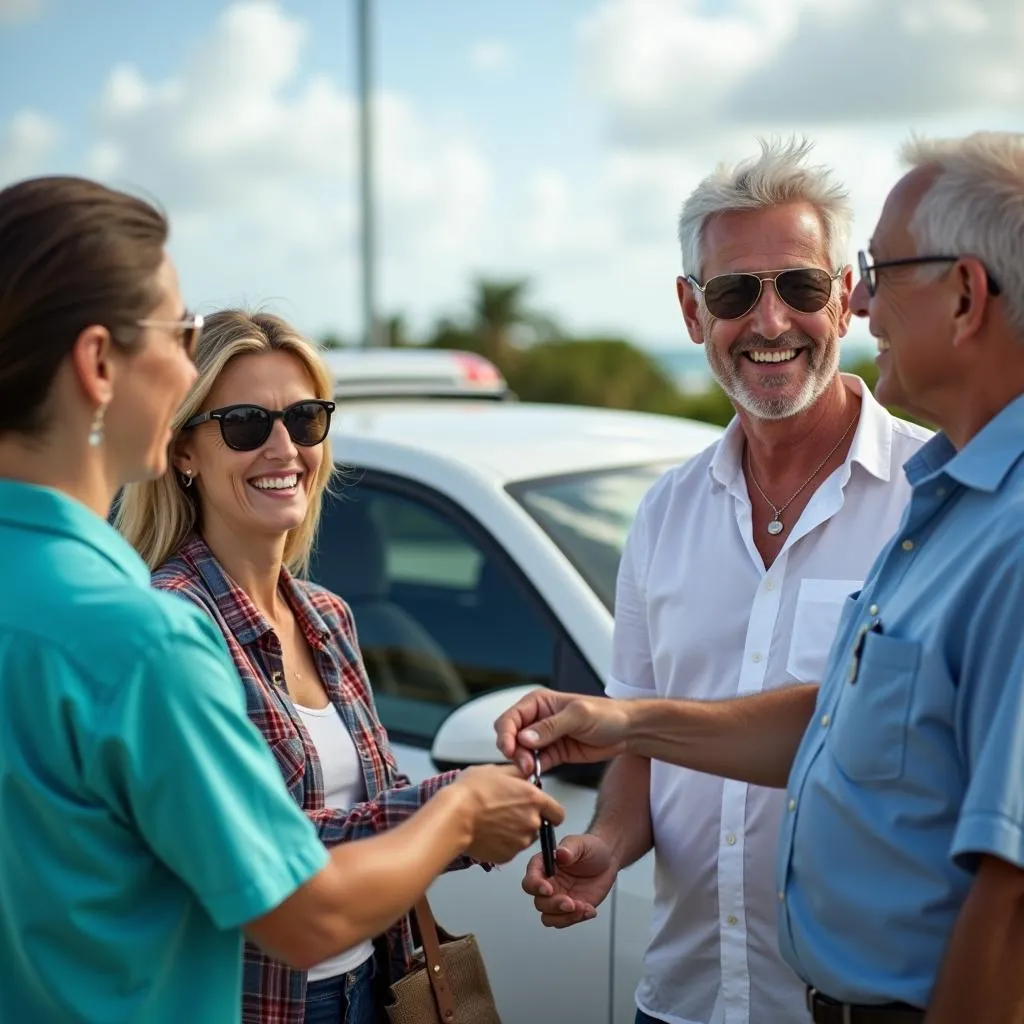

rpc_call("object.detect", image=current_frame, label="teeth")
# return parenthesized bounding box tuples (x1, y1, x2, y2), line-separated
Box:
(747, 349, 797, 364)
(877, 338, 890, 352)
(252, 474, 298, 490)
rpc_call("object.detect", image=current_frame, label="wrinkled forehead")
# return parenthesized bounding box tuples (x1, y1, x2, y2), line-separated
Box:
(701, 203, 830, 277)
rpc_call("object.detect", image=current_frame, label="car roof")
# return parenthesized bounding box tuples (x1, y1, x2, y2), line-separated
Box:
(330, 400, 724, 484)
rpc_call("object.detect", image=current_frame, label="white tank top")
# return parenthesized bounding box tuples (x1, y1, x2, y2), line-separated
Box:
(294, 702, 374, 980)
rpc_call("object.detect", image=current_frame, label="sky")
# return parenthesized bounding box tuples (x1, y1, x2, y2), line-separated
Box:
(2, 0, 1023, 351)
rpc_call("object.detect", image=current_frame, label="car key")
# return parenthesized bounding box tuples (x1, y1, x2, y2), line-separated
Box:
(531, 751, 557, 877)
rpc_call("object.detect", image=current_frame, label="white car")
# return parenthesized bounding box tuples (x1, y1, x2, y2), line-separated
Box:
(308, 350, 723, 1024)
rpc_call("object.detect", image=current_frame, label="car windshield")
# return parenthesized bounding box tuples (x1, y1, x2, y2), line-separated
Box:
(508, 462, 676, 611)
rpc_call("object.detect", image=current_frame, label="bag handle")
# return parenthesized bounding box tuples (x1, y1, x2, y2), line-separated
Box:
(413, 896, 457, 1022)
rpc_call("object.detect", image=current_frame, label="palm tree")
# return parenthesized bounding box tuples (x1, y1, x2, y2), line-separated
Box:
(468, 277, 540, 366)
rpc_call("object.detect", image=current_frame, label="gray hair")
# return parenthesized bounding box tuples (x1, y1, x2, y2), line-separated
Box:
(900, 131, 1024, 340)
(678, 136, 853, 280)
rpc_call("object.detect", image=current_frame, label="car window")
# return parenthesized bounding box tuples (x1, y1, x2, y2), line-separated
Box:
(508, 461, 676, 611)
(309, 478, 558, 745)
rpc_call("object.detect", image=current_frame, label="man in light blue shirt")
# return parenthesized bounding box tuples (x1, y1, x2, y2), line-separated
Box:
(496, 130, 1024, 1024)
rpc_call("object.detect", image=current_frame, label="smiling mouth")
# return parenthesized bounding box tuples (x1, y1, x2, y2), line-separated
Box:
(248, 472, 301, 492)
(877, 338, 891, 353)
(744, 349, 802, 364)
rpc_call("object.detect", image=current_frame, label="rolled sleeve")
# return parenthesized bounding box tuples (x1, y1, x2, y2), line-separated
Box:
(89, 618, 329, 930)
(951, 661, 1024, 874)
(950, 558, 1024, 875)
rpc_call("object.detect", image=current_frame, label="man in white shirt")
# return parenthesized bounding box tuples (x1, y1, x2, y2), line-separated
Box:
(520, 138, 931, 1024)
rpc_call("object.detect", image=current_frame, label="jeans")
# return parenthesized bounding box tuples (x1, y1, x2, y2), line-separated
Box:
(305, 957, 377, 1024)
(635, 1011, 666, 1024)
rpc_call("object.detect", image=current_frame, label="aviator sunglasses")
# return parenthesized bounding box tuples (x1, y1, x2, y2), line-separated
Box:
(687, 267, 842, 321)
(183, 399, 336, 452)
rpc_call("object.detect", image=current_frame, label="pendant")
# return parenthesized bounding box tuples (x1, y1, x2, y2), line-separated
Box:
(767, 519, 784, 536)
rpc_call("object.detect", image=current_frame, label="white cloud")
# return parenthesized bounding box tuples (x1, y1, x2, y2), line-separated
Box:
(80, 0, 492, 338)
(579, 0, 1024, 148)
(0, 110, 59, 182)
(469, 40, 512, 72)
(0, 0, 44, 23)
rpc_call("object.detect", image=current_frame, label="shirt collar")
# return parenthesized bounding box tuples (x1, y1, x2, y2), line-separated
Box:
(906, 392, 1024, 493)
(708, 373, 897, 491)
(178, 532, 331, 649)
(0, 480, 150, 585)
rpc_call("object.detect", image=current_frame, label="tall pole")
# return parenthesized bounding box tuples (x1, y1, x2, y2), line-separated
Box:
(356, 0, 377, 347)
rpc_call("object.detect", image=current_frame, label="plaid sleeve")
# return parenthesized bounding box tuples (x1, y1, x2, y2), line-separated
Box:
(310, 587, 484, 871)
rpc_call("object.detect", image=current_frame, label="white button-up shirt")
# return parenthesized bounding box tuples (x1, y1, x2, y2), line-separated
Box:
(607, 377, 932, 1024)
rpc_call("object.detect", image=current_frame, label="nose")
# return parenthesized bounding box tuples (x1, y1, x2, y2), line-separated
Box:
(746, 278, 794, 341)
(263, 417, 298, 458)
(850, 278, 870, 319)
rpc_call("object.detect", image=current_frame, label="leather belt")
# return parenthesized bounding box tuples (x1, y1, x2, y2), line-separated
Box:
(807, 987, 925, 1024)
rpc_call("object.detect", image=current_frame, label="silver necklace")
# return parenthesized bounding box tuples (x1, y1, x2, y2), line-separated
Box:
(746, 414, 858, 536)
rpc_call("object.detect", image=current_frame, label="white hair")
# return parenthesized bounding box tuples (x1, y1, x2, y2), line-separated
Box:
(678, 136, 853, 280)
(900, 131, 1024, 341)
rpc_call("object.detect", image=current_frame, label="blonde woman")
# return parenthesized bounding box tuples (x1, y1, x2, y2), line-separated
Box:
(116, 310, 561, 1024)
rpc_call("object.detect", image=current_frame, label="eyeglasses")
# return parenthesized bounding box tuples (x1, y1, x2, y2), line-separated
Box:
(183, 399, 335, 452)
(857, 250, 1002, 298)
(137, 312, 204, 360)
(686, 267, 842, 321)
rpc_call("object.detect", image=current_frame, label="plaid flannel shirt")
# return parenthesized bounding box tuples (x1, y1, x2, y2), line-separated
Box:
(153, 533, 468, 1024)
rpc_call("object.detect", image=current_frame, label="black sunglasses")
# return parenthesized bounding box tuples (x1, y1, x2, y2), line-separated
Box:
(857, 250, 1002, 298)
(687, 267, 842, 321)
(183, 399, 335, 452)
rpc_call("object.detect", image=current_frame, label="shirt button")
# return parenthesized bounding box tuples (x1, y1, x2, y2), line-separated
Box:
(726, 914, 738, 926)
(765, 579, 775, 591)
(751, 652, 763, 663)
(869, 604, 879, 615)
(725, 833, 737, 846)
(901, 539, 915, 551)
(777, 891, 785, 902)
(788, 799, 796, 811)
(820, 714, 830, 727)
(936, 487, 946, 498)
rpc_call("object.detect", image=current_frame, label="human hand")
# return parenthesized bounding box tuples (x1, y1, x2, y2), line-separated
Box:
(451, 764, 565, 864)
(521, 833, 618, 928)
(494, 688, 630, 775)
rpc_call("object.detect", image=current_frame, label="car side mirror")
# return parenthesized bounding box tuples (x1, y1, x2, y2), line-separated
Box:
(430, 684, 540, 771)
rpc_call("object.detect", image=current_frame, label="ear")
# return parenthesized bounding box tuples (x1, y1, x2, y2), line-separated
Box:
(836, 264, 854, 338)
(677, 276, 706, 346)
(950, 258, 991, 350)
(171, 431, 198, 479)
(69, 325, 116, 407)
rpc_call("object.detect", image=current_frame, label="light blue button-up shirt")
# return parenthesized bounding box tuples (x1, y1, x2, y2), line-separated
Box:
(777, 394, 1024, 1008)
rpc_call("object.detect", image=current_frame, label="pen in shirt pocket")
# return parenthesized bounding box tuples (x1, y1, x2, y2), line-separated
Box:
(848, 616, 883, 685)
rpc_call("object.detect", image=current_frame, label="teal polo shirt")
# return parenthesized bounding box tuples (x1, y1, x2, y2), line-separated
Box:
(0, 481, 329, 1023)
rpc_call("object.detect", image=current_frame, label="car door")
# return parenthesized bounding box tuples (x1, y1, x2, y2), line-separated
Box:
(309, 471, 617, 1024)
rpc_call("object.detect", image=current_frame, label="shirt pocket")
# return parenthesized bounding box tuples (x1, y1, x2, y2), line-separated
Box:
(786, 578, 863, 683)
(829, 633, 920, 783)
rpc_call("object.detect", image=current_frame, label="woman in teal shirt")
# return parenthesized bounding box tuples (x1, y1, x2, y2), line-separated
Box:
(0, 175, 562, 1024)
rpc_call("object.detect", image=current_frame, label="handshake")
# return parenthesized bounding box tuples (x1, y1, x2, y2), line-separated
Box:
(448, 688, 629, 927)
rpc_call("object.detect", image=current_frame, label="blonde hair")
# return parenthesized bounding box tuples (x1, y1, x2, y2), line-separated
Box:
(116, 309, 336, 576)
(678, 136, 853, 279)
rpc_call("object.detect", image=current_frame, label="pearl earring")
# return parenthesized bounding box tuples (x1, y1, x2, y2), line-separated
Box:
(88, 405, 107, 448)
(182, 469, 195, 488)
